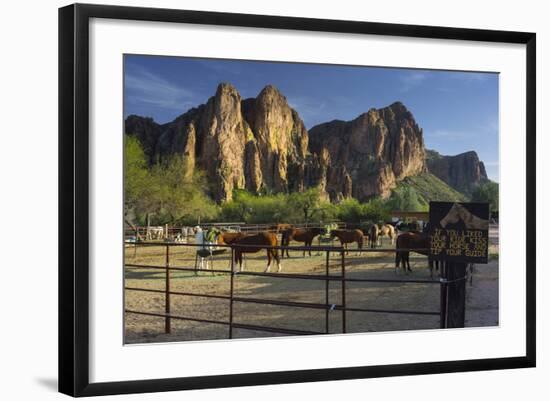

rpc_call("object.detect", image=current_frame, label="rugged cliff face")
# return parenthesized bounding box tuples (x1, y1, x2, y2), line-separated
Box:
(308, 102, 426, 200)
(125, 115, 164, 164)
(125, 83, 309, 201)
(426, 150, 488, 195)
(242, 85, 309, 193)
(126, 84, 481, 203)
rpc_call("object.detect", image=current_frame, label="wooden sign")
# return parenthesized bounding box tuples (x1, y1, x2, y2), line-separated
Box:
(429, 202, 490, 264)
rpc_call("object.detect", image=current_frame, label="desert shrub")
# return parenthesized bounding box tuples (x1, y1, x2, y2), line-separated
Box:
(471, 181, 499, 212)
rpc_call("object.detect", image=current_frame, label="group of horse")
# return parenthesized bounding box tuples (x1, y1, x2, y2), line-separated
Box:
(197, 222, 430, 275)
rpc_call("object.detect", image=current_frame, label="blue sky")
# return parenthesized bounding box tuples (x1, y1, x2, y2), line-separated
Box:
(124, 55, 499, 181)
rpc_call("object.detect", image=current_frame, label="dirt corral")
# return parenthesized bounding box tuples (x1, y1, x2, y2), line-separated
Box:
(124, 237, 499, 344)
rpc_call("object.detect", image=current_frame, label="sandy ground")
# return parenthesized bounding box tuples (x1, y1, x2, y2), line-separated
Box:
(124, 235, 499, 344)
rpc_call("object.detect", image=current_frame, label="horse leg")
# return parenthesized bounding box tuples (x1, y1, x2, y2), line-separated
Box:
(395, 251, 401, 275)
(265, 250, 272, 272)
(285, 237, 290, 258)
(406, 253, 412, 273)
(233, 250, 238, 272)
(274, 249, 282, 272)
(238, 251, 245, 272)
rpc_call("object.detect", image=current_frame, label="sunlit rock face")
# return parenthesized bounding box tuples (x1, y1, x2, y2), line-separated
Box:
(125, 86, 431, 203)
(308, 102, 426, 201)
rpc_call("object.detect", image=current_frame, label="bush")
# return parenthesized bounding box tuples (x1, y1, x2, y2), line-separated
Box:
(386, 186, 427, 212)
(471, 181, 499, 212)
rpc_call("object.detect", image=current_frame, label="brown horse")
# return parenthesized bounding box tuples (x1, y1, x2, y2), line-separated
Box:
(330, 229, 364, 254)
(395, 231, 438, 277)
(269, 223, 293, 233)
(378, 224, 396, 245)
(217, 231, 248, 245)
(281, 227, 322, 258)
(232, 231, 281, 272)
(369, 224, 379, 248)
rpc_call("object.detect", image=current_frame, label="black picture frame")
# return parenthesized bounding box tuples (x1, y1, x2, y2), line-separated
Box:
(59, 3, 536, 397)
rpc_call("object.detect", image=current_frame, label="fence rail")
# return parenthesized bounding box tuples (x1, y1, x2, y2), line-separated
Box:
(124, 221, 349, 240)
(125, 241, 458, 339)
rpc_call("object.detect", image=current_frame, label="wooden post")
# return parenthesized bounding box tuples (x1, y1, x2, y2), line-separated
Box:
(440, 262, 448, 328)
(165, 245, 171, 334)
(229, 248, 235, 339)
(341, 251, 346, 333)
(325, 250, 330, 334)
(441, 261, 467, 328)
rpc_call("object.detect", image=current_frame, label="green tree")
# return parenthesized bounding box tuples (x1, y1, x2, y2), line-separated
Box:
(471, 181, 499, 212)
(152, 155, 219, 224)
(124, 135, 218, 225)
(288, 187, 322, 222)
(124, 135, 156, 222)
(362, 198, 391, 223)
(387, 187, 426, 212)
(335, 198, 364, 222)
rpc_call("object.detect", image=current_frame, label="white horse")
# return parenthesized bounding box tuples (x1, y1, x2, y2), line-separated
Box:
(440, 203, 488, 230)
(146, 226, 164, 240)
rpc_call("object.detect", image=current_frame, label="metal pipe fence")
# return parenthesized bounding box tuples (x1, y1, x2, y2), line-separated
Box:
(125, 242, 445, 339)
(124, 221, 349, 240)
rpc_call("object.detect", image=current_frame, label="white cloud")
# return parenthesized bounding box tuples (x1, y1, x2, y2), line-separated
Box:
(429, 129, 473, 139)
(125, 65, 198, 111)
(196, 59, 243, 75)
(287, 95, 326, 124)
(398, 71, 427, 92)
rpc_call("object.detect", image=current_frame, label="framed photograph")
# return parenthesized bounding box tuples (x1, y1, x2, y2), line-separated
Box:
(58, 3, 536, 397)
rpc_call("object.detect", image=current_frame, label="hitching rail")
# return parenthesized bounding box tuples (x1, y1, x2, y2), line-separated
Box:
(124, 242, 442, 338)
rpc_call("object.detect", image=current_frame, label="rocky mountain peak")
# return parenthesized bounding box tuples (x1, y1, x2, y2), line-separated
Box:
(426, 150, 488, 195)
(125, 82, 486, 204)
(308, 102, 426, 200)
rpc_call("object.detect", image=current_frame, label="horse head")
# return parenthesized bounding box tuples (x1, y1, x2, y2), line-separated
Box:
(440, 203, 461, 228)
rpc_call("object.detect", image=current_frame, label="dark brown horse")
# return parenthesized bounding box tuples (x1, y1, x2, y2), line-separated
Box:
(232, 231, 281, 272)
(330, 229, 364, 254)
(395, 231, 438, 277)
(369, 224, 379, 248)
(281, 227, 322, 257)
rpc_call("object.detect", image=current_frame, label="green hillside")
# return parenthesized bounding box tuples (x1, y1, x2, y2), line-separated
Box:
(394, 173, 469, 207)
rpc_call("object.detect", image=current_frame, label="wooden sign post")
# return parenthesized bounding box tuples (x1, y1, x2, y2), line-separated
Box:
(429, 202, 489, 328)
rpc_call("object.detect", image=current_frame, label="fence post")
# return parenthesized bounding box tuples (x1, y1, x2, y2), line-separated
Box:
(229, 247, 235, 339)
(341, 250, 346, 333)
(165, 244, 171, 334)
(441, 261, 467, 328)
(440, 262, 447, 328)
(325, 250, 330, 334)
